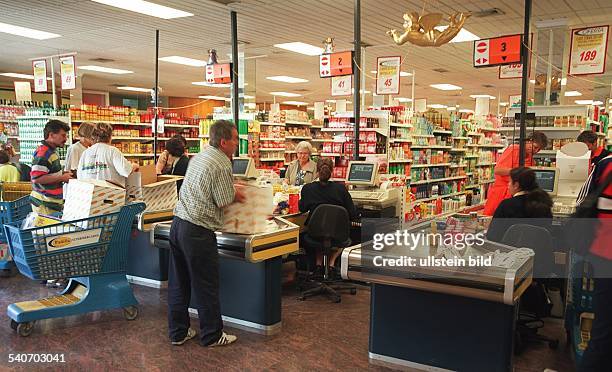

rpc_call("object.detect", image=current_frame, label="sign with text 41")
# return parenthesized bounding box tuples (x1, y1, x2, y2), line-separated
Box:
(376, 56, 401, 95)
(569, 25, 609, 76)
(331, 75, 352, 96)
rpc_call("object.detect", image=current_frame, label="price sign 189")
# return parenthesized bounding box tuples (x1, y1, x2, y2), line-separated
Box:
(579, 50, 597, 61)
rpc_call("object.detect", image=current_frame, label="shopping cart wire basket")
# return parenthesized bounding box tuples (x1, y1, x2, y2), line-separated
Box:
(0, 196, 32, 277)
(6, 202, 145, 336)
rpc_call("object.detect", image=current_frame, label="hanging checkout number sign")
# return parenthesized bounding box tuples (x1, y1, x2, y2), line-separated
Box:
(205, 63, 233, 84)
(59, 56, 76, 90)
(569, 25, 609, 76)
(32, 59, 47, 92)
(375, 56, 401, 95)
(331, 75, 352, 96)
(319, 51, 353, 78)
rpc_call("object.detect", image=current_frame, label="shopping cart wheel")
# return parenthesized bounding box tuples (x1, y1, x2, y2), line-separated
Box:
(17, 322, 34, 337)
(10, 320, 18, 331)
(123, 306, 139, 321)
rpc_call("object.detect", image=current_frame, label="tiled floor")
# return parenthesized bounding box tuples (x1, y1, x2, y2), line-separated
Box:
(0, 274, 574, 371)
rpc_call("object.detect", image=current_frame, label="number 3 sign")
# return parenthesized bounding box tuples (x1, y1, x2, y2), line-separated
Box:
(569, 25, 609, 76)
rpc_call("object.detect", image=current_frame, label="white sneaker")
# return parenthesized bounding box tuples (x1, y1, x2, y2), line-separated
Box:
(171, 328, 196, 345)
(207, 331, 237, 347)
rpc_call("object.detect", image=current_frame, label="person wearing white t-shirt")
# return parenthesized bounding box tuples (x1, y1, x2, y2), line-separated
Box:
(64, 122, 95, 177)
(77, 123, 139, 187)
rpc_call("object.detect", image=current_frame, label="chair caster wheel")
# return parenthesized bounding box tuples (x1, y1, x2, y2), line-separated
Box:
(10, 320, 18, 331)
(17, 321, 35, 337)
(297, 296, 306, 301)
(123, 306, 138, 320)
(350, 288, 357, 295)
(549, 340, 559, 349)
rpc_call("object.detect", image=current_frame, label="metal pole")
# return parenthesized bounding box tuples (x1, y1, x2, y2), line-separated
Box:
(411, 70, 415, 113)
(50, 57, 57, 108)
(353, 0, 361, 160)
(544, 29, 554, 106)
(154, 29, 159, 160)
(231, 11, 239, 129)
(519, 0, 532, 166)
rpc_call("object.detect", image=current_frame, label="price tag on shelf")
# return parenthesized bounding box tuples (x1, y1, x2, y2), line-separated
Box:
(59, 55, 76, 90)
(32, 59, 47, 92)
(375, 56, 401, 95)
(569, 25, 609, 75)
(331, 75, 352, 96)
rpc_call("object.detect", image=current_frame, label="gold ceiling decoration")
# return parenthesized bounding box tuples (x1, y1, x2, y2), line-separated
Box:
(322, 37, 335, 54)
(387, 12, 470, 47)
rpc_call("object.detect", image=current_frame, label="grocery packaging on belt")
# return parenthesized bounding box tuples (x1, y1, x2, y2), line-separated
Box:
(222, 183, 273, 234)
(63, 179, 126, 222)
(126, 164, 180, 212)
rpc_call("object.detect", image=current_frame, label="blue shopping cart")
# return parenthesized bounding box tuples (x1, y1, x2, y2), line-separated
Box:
(0, 196, 32, 277)
(4, 203, 145, 336)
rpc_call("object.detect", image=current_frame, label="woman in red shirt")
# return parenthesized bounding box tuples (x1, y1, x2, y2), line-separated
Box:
(483, 132, 548, 216)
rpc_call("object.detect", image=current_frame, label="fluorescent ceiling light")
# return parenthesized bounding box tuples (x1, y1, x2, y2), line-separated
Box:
(434, 26, 479, 43)
(0, 22, 60, 40)
(400, 71, 412, 77)
(192, 81, 231, 88)
(428, 104, 448, 109)
(574, 100, 602, 105)
(593, 100, 603, 105)
(529, 80, 536, 84)
(370, 71, 377, 74)
(459, 109, 474, 113)
(91, 0, 193, 19)
(199, 95, 230, 102)
(117, 86, 151, 92)
(326, 99, 336, 103)
(273, 42, 324, 56)
(0, 73, 51, 80)
(245, 102, 257, 109)
(79, 65, 133, 74)
(447, 107, 457, 111)
(242, 95, 255, 99)
(266, 75, 309, 83)
(271, 92, 301, 97)
(282, 101, 308, 106)
(564, 90, 582, 97)
(499, 102, 509, 106)
(430, 84, 462, 91)
(159, 56, 206, 67)
(395, 98, 412, 102)
(470, 94, 496, 99)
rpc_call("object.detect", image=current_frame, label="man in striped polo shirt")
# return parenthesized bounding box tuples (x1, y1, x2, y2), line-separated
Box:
(30, 120, 73, 215)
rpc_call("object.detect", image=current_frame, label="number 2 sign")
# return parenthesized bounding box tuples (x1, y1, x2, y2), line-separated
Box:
(569, 25, 609, 75)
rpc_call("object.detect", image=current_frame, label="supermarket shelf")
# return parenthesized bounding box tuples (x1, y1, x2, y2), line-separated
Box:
(453, 136, 469, 140)
(320, 127, 387, 136)
(310, 138, 328, 142)
(18, 116, 69, 120)
(412, 134, 435, 138)
(432, 129, 453, 135)
(479, 127, 501, 132)
(450, 164, 468, 168)
(411, 175, 467, 185)
(259, 158, 285, 162)
(465, 172, 474, 176)
(482, 179, 496, 184)
(320, 152, 342, 157)
(499, 126, 584, 132)
(259, 122, 285, 126)
(477, 144, 504, 148)
(285, 136, 313, 140)
(124, 153, 154, 157)
(0, 119, 17, 123)
(164, 124, 199, 128)
(320, 127, 352, 132)
(413, 191, 467, 204)
(71, 120, 147, 126)
(7, 135, 19, 139)
(260, 137, 285, 141)
(467, 132, 481, 136)
(390, 138, 412, 143)
(464, 184, 480, 189)
(476, 162, 497, 167)
(450, 148, 467, 152)
(388, 159, 413, 163)
(410, 145, 452, 149)
(112, 136, 152, 141)
(260, 148, 285, 152)
(311, 125, 324, 129)
(390, 123, 413, 128)
(285, 121, 311, 126)
(412, 163, 452, 168)
(464, 154, 479, 158)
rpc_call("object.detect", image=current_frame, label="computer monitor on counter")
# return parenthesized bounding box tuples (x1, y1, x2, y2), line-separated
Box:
(533, 167, 559, 197)
(556, 142, 590, 198)
(346, 161, 378, 187)
(232, 157, 258, 178)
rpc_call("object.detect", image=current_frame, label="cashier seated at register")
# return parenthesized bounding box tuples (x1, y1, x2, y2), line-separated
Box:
(299, 158, 358, 272)
(486, 166, 553, 243)
(284, 141, 317, 186)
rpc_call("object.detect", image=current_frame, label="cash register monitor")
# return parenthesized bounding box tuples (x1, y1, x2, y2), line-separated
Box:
(232, 157, 257, 178)
(346, 161, 378, 187)
(533, 167, 559, 197)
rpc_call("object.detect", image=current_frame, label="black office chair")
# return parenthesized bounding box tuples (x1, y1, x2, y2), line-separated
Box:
(298, 204, 357, 303)
(502, 224, 560, 353)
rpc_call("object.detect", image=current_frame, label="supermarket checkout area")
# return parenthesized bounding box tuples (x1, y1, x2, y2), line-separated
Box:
(341, 217, 534, 372)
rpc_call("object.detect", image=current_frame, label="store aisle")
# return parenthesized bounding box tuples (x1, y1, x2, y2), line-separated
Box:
(0, 275, 573, 371)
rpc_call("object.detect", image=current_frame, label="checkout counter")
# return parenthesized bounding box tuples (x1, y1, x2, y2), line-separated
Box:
(345, 161, 400, 218)
(341, 217, 534, 371)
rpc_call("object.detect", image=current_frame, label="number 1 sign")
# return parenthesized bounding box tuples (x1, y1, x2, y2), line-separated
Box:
(569, 25, 609, 75)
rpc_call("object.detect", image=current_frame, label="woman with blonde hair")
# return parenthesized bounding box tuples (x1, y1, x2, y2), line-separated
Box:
(284, 141, 317, 186)
(64, 121, 95, 177)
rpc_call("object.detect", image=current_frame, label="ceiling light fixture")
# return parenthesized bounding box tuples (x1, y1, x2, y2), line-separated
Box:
(325, 99, 336, 103)
(499, 102, 509, 106)
(0, 73, 51, 80)
(459, 109, 474, 113)
(117, 86, 152, 92)
(469, 94, 496, 99)
(282, 101, 308, 106)
(564, 90, 582, 97)
(428, 104, 448, 109)
(430, 84, 462, 91)
(79, 65, 133, 74)
(395, 98, 412, 102)
(270, 92, 301, 97)
(400, 71, 413, 77)
(266, 76, 309, 83)
(159, 56, 207, 67)
(0, 22, 60, 40)
(199, 95, 231, 101)
(273, 42, 324, 56)
(90, 0, 193, 19)
(574, 100, 603, 105)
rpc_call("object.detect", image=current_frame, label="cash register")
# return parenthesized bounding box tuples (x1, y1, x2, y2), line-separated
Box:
(232, 157, 259, 179)
(552, 142, 590, 215)
(346, 161, 399, 218)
